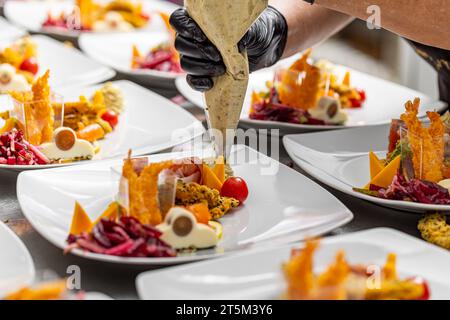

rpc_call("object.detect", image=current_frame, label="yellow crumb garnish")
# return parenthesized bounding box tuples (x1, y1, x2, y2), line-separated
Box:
(175, 181, 239, 220)
(418, 213, 450, 249)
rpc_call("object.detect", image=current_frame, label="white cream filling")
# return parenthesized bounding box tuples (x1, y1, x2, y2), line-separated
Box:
(0, 64, 30, 93)
(40, 139, 95, 160)
(157, 207, 218, 249)
(308, 96, 348, 124)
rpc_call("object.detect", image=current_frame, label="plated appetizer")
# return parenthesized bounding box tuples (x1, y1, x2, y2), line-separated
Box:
(354, 98, 450, 205)
(283, 240, 429, 300)
(65, 154, 248, 258)
(0, 37, 39, 93)
(250, 50, 366, 125)
(42, 0, 150, 32)
(0, 71, 124, 165)
(131, 12, 182, 73)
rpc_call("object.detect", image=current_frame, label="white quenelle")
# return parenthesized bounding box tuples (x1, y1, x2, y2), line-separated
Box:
(157, 207, 219, 249)
(0, 63, 30, 93)
(308, 95, 348, 124)
(92, 12, 134, 32)
(438, 179, 450, 193)
(40, 127, 95, 161)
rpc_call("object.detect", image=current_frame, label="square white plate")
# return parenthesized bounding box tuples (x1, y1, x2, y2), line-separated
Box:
(0, 16, 26, 41)
(176, 54, 447, 134)
(0, 35, 115, 88)
(0, 80, 204, 170)
(136, 228, 450, 300)
(0, 221, 35, 297)
(283, 126, 450, 213)
(79, 31, 180, 87)
(17, 145, 353, 265)
(4, 0, 178, 40)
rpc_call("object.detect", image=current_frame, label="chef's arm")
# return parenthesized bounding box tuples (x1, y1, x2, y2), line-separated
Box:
(270, 0, 353, 58)
(271, 0, 450, 52)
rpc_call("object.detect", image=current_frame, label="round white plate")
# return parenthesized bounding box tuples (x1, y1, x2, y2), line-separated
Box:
(0, 80, 204, 171)
(4, 0, 178, 40)
(0, 16, 26, 41)
(0, 221, 35, 297)
(79, 31, 182, 87)
(283, 126, 450, 213)
(0, 35, 115, 89)
(17, 145, 353, 265)
(136, 228, 450, 300)
(176, 56, 447, 134)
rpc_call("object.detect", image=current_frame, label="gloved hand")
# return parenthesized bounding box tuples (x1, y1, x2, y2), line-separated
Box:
(170, 6, 288, 92)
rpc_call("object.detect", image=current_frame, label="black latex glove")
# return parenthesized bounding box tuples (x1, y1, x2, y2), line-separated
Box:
(169, 6, 288, 92)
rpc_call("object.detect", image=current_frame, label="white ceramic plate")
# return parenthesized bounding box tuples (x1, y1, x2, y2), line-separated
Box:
(0, 35, 115, 88)
(4, 0, 178, 40)
(283, 126, 450, 212)
(79, 31, 181, 87)
(176, 55, 447, 134)
(0, 221, 35, 297)
(17, 145, 353, 265)
(136, 228, 450, 300)
(0, 80, 204, 171)
(0, 16, 26, 41)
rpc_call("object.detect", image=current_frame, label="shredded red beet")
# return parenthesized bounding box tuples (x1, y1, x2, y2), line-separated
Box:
(42, 14, 91, 31)
(67, 216, 176, 258)
(376, 172, 450, 204)
(135, 45, 183, 73)
(249, 87, 326, 125)
(0, 129, 50, 165)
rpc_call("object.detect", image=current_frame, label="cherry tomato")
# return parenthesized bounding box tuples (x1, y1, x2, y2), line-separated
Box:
(349, 98, 362, 108)
(101, 110, 119, 128)
(358, 89, 366, 102)
(220, 177, 249, 204)
(408, 276, 430, 300)
(19, 58, 39, 75)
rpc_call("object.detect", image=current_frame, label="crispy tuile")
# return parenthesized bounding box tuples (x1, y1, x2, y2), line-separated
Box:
(122, 151, 173, 225)
(383, 253, 397, 281)
(5, 279, 66, 300)
(278, 49, 321, 110)
(316, 250, 349, 299)
(283, 240, 318, 299)
(400, 98, 444, 182)
(9, 70, 53, 145)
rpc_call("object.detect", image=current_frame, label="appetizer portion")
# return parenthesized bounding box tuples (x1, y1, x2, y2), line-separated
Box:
(42, 0, 150, 32)
(131, 12, 182, 73)
(0, 72, 124, 165)
(283, 240, 430, 300)
(0, 37, 38, 92)
(353, 98, 450, 205)
(250, 50, 366, 125)
(66, 155, 248, 257)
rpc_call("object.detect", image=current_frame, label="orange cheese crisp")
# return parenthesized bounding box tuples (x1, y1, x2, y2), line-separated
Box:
(400, 98, 444, 182)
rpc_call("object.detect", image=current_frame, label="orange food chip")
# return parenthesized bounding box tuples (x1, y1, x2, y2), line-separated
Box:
(122, 152, 173, 225)
(400, 98, 444, 182)
(278, 49, 321, 110)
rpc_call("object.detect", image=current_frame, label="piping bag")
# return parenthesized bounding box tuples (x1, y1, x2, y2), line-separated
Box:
(185, 0, 268, 159)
